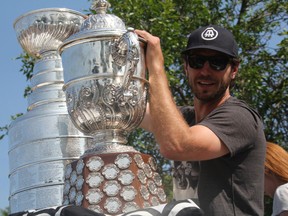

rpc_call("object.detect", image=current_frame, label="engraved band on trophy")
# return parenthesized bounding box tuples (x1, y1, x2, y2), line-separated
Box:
(59, 0, 167, 214)
(10, 8, 91, 213)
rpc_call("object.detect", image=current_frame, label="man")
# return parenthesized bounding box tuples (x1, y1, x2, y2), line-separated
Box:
(135, 25, 266, 215)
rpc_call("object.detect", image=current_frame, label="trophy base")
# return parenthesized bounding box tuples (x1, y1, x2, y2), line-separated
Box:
(63, 151, 167, 215)
(83, 143, 138, 155)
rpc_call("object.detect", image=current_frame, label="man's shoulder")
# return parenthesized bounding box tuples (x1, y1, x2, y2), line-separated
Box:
(225, 97, 250, 108)
(221, 97, 262, 119)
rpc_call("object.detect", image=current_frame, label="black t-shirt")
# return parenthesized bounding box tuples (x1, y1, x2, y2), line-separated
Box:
(178, 97, 266, 216)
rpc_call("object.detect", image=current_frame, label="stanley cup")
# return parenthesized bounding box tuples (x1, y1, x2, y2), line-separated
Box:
(10, 8, 91, 213)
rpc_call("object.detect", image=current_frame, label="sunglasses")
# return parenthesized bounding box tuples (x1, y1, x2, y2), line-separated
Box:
(187, 55, 232, 71)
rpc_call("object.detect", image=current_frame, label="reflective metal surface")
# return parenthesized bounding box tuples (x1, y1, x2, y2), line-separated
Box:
(59, 0, 148, 154)
(14, 8, 84, 59)
(10, 8, 91, 213)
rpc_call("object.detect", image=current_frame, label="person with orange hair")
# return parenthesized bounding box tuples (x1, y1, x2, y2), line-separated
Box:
(265, 142, 288, 216)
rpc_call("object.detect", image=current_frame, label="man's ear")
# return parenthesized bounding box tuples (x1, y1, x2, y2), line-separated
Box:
(230, 63, 239, 79)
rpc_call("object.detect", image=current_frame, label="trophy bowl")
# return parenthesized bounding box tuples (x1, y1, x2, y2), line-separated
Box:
(14, 8, 86, 58)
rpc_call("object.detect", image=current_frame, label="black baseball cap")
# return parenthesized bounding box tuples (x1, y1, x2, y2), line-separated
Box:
(181, 25, 238, 58)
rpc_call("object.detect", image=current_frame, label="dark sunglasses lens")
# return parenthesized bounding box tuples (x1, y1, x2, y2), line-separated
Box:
(188, 56, 205, 69)
(209, 56, 230, 71)
(187, 55, 231, 71)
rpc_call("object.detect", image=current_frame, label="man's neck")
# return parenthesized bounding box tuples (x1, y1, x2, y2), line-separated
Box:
(194, 94, 231, 123)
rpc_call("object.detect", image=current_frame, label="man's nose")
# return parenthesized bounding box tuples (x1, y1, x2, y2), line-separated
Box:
(200, 61, 212, 75)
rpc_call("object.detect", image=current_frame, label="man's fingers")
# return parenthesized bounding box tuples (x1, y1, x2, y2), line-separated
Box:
(134, 29, 150, 40)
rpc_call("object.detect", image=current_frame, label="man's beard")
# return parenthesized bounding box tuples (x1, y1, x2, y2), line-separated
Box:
(192, 78, 231, 103)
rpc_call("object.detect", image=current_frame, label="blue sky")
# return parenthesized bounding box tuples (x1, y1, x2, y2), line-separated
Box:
(0, 0, 91, 210)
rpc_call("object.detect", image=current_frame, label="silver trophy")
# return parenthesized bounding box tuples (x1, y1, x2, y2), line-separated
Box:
(60, 3, 147, 154)
(10, 8, 91, 213)
(59, 0, 166, 214)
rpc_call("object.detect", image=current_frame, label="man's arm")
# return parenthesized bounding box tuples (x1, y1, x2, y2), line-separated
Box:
(135, 30, 229, 161)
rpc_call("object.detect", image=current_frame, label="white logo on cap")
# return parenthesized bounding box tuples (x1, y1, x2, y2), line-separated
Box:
(201, 27, 218, 40)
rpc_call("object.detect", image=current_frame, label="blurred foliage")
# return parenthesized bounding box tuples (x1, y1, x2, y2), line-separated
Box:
(0, 207, 9, 216)
(264, 196, 273, 216)
(3, 0, 287, 214)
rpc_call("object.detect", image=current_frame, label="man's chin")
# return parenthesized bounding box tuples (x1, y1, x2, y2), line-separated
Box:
(195, 94, 214, 102)
(194, 93, 222, 103)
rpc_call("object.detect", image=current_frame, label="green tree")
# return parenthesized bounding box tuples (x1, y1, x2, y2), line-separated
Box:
(3, 0, 287, 214)
(0, 207, 9, 216)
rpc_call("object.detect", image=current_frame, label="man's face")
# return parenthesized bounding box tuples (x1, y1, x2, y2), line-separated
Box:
(184, 49, 238, 102)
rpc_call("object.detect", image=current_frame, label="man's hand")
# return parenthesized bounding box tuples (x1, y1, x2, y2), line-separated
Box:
(134, 30, 164, 75)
